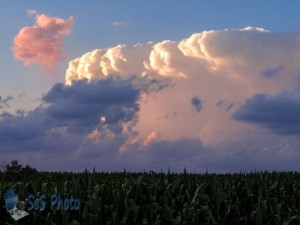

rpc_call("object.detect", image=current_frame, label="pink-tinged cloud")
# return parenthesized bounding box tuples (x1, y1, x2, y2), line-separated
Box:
(13, 10, 74, 69)
(118, 131, 158, 153)
(143, 131, 158, 146)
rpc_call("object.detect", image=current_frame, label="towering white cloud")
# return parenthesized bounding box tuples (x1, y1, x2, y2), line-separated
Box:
(66, 43, 154, 85)
(66, 27, 300, 95)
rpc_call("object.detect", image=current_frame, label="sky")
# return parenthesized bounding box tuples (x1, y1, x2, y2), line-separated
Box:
(1, 1, 300, 172)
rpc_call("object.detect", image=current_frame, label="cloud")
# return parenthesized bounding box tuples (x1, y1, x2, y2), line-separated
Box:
(0, 77, 138, 146)
(4, 27, 300, 172)
(143, 131, 158, 146)
(191, 96, 202, 112)
(0, 96, 14, 112)
(112, 21, 129, 27)
(1, 76, 300, 172)
(66, 27, 300, 94)
(66, 43, 154, 85)
(43, 78, 143, 134)
(0, 96, 13, 105)
(118, 137, 205, 171)
(0, 75, 169, 151)
(261, 66, 283, 78)
(233, 91, 300, 135)
(12, 10, 73, 69)
(65, 26, 300, 146)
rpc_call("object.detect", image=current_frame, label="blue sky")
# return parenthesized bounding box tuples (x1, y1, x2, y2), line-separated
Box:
(1, 1, 300, 172)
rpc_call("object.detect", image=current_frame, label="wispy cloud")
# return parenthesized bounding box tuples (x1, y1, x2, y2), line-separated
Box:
(112, 21, 129, 27)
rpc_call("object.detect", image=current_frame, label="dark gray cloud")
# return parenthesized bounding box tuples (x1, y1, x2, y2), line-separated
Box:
(0, 76, 166, 152)
(117, 138, 205, 172)
(2, 134, 300, 173)
(0, 111, 45, 143)
(261, 66, 283, 78)
(191, 96, 202, 112)
(233, 91, 300, 135)
(42, 78, 141, 133)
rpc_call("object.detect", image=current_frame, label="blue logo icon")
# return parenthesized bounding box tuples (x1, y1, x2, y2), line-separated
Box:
(4, 187, 19, 212)
(4, 187, 29, 221)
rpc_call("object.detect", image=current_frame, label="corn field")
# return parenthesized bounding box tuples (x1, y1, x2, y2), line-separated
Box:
(1, 171, 300, 225)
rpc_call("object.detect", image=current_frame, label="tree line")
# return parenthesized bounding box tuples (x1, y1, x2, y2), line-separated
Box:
(0, 160, 38, 181)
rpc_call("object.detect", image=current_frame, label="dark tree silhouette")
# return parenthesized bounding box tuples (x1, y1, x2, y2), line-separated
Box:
(2, 160, 38, 181)
(5, 160, 22, 174)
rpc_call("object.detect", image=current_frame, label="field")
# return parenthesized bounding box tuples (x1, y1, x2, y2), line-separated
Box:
(1, 171, 300, 225)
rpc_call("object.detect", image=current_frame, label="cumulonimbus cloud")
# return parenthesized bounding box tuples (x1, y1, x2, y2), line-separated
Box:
(13, 10, 73, 69)
(3, 27, 300, 172)
(65, 27, 300, 142)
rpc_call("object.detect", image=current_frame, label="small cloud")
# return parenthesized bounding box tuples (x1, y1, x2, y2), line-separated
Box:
(112, 21, 129, 27)
(12, 10, 74, 69)
(27, 9, 37, 16)
(261, 66, 283, 78)
(191, 96, 202, 112)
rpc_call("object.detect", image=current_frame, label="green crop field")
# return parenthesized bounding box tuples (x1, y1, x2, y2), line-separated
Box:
(1, 170, 300, 225)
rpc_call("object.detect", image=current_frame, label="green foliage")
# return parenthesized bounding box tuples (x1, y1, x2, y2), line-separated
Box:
(1, 171, 300, 224)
